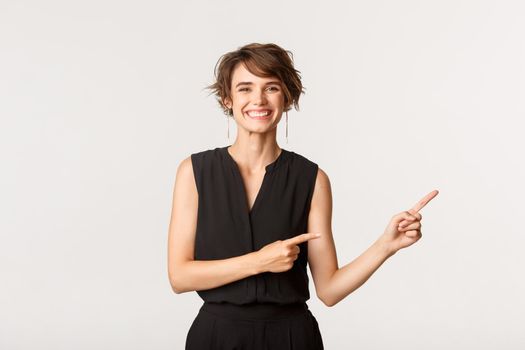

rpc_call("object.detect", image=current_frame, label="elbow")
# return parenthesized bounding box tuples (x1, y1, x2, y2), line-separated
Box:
(169, 276, 182, 294)
(169, 261, 194, 294)
(169, 269, 189, 294)
(317, 269, 342, 307)
(170, 282, 183, 294)
(170, 278, 189, 294)
(317, 289, 339, 307)
(326, 299, 340, 307)
(319, 295, 337, 307)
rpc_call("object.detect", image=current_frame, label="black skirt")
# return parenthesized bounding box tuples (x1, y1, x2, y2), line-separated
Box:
(185, 301, 324, 349)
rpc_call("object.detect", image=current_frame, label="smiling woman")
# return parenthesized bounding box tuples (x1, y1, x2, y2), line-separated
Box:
(203, 43, 306, 143)
(205, 42, 305, 118)
(167, 42, 438, 350)
(168, 42, 326, 349)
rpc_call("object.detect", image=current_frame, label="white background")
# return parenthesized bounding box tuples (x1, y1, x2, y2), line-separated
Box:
(1, 0, 524, 348)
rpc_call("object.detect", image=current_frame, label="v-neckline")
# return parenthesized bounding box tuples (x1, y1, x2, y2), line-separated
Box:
(223, 145, 285, 216)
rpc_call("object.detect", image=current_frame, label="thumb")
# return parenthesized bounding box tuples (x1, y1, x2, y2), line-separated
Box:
(395, 211, 418, 224)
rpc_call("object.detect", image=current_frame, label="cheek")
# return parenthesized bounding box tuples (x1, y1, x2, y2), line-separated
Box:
(259, 96, 278, 108)
(233, 96, 250, 108)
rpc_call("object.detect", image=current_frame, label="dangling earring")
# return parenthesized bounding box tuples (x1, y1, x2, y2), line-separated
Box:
(285, 110, 289, 144)
(227, 109, 232, 140)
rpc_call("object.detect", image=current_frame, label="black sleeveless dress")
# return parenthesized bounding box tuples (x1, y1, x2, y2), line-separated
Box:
(185, 145, 324, 349)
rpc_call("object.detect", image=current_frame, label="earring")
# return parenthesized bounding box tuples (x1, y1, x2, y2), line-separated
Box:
(285, 110, 289, 144)
(227, 110, 230, 140)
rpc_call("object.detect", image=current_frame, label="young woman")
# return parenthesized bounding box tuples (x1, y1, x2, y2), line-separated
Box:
(167, 42, 438, 349)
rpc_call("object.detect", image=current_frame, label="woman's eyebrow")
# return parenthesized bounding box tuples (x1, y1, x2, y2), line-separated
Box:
(235, 81, 281, 88)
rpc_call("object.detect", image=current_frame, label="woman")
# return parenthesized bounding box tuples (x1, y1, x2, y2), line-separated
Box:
(167, 42, 438, 349)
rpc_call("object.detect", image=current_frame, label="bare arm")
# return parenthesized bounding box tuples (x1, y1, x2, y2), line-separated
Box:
(307, 168, 395, 307)
(167, 156, 263, 294)
(324, 240, 393, 306)
(172, 254, 262, 294)
(307, 169, 437, 306)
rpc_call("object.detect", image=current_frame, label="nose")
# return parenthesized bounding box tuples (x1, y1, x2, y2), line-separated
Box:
(253, 88, 268, 106)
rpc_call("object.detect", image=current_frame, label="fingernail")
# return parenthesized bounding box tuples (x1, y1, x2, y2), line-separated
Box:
(315, 233, 321, 237)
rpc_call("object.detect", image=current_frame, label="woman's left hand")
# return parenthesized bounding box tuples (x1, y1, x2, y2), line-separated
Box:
(378, 190, 439, 255)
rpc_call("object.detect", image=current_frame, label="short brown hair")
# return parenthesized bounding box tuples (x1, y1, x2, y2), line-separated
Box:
(204, 43, 305, 117)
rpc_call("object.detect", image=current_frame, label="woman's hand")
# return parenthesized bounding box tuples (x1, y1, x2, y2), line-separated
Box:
(378, 190, 439, 255)
(255, 233, 321, 273)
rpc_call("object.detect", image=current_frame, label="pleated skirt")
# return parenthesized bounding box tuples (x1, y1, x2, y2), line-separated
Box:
(185, 301, 324, 349)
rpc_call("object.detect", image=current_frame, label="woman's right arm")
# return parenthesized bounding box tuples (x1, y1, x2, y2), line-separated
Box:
(167, 156, 263, 294)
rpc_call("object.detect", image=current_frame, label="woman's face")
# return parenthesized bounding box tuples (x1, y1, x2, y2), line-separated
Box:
(224, 63, 285, 134)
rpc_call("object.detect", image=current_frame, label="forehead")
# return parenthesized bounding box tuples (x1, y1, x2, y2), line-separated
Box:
(231, 63, 280, 84)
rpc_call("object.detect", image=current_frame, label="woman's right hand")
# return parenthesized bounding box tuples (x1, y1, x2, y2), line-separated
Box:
(255, 233, 321, 273)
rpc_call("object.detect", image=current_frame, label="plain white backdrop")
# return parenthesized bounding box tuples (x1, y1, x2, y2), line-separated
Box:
(1, 0, 524, 348)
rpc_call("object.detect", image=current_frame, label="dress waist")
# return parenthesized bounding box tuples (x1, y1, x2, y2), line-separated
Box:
(199, 301, 309, 321)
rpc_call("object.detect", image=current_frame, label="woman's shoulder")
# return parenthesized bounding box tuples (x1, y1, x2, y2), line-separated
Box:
(190, 146, 223, 156)
(187, 146, 231, 173)
(189, 146, 226, 162)
(287, 148, 319, 169)
(287, 149, 330, 189)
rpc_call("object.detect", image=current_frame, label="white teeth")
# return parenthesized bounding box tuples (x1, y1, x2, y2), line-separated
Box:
(247, 111, 271, 117)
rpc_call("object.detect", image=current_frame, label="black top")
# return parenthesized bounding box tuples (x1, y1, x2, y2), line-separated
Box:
(190, 145, 319, 305)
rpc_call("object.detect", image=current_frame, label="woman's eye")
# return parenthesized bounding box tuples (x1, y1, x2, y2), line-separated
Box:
(238, 87, 279, 92)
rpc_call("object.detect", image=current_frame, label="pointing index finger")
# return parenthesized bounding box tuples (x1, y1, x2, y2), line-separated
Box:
(410, 189, 439, 213)
(286, 233, 320, 246)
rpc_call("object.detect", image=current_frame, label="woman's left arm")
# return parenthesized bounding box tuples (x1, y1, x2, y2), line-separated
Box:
(306, 168, 393, 307)
(307, 168, 437, 307)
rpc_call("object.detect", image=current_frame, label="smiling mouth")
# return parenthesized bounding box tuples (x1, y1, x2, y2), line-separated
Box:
(245, 110, 272, 119)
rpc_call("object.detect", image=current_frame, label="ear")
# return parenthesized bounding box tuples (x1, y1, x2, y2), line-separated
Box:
(223, 96, 232, 109)
(283, 96, 292, 111)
